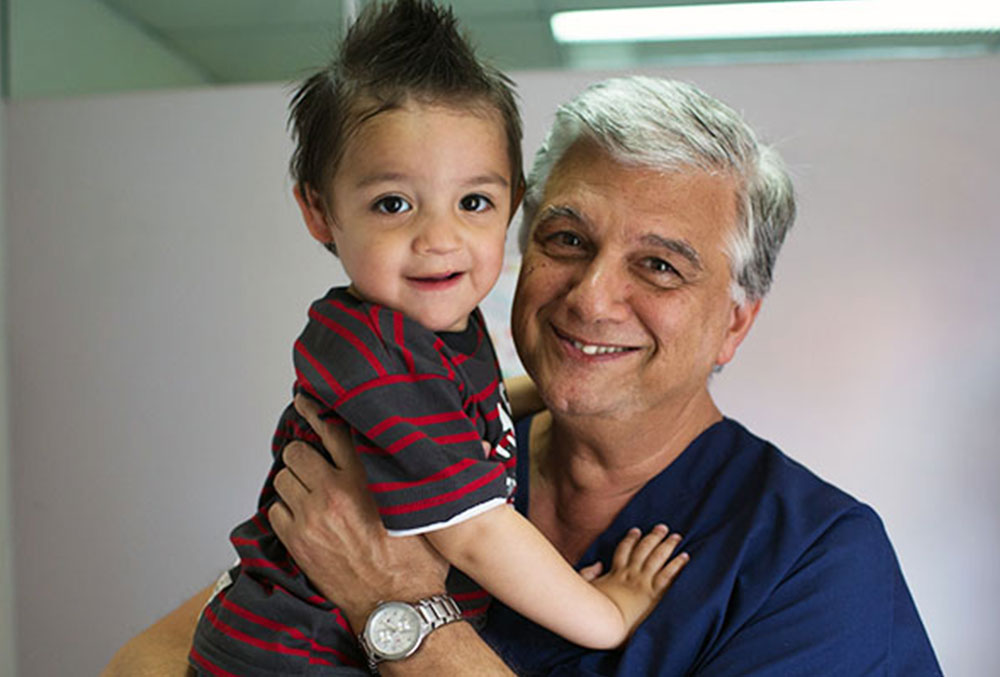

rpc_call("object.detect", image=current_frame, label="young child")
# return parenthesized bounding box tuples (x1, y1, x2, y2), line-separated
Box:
(190, 1, 688, 674)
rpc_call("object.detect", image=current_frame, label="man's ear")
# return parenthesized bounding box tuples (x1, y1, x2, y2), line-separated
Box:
(293, 184, 335, 245)
(715, 297, 762, 368)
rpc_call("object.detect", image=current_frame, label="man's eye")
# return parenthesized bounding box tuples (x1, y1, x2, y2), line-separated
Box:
(638, 257, 684, 287)
(373, 196, 412, 214)
(644, 258, 676, 274)
(552, 231, 583, 248)
(459, 194, 493, 212)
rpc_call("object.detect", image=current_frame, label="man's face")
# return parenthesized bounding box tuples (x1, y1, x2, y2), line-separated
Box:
(317, 102, 515, 333)
(511, 140, 756, 420)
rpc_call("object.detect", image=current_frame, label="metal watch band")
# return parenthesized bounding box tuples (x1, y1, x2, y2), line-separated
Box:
(412, 593, 463, 630)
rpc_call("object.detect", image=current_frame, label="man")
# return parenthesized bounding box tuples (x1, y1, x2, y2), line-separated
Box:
(105, 76, 940, 676)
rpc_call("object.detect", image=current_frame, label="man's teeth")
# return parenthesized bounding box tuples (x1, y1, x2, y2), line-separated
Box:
(571, 339, 628, 355)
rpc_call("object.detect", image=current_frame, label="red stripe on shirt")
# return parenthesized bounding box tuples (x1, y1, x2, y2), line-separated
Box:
(469, 378, 499, 404)
(394, 313, 416, 374)
(385, 430, 427, 455)
(367, 304, 384, 344)
(366, 410, 467, 439)
(190, 647, 240, 677)
(309, 306, 387, 377)
(339, 372, 448, 405)
(326, 298, 371, 327)
(434, 338, 456, 380)
(201, 603, 323, 663)
(360, 429, 481, 456)
(241, 558, 298, 577)
(219, 592, 357, 665)
(451, 588, 489, 601)
(294, 342, 345, 401)
(368, 457, 478, 493)
(231, 537, 259, 547)
(433, 431, 482, 446)
(377, 463, 506, 516)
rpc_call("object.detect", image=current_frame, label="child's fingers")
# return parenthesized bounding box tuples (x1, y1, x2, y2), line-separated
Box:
(641, 532, 683, 575)
(612, 527, 642, 569)
(653, 550, 691, 591)
(579, 561, 603, 582)
(626, 523, 670, 568)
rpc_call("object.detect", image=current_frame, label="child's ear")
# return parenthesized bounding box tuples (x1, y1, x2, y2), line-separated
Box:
(509, 177, 526, 223)
(294, 184, 335, 245)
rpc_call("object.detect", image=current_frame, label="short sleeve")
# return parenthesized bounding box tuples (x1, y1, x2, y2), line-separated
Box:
(293, 292, 512, 535)
(692, 506, 942, 676)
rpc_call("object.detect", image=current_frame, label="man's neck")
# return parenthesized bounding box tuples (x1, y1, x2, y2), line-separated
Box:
(527, 393, 721, 562)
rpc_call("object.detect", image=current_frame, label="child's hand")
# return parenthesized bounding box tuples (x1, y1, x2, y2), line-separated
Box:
(589, 524, 689, 637)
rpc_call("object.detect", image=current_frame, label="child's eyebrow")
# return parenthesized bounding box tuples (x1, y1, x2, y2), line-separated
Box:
(462, 172, 510, 189)
(354, 172, 510, 189)
(355, 172, 409, 188)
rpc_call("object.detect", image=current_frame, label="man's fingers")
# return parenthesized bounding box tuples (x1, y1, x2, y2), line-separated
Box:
(293, 394, 358, 471)
(273, 462, 311, 508)
(281, 441, 335, 493)
(267, 498, 293, 535)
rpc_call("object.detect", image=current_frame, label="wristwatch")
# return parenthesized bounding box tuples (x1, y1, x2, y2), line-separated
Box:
(358, 593, 464, 672)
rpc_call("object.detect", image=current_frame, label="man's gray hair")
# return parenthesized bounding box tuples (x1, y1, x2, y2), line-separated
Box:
(519, 76, 796, 303)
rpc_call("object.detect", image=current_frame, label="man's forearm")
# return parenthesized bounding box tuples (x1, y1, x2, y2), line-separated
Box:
(378, 621, 515, 677)
(101, 586, 211, 677)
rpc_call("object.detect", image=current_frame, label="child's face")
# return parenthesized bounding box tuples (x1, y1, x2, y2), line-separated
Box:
(311, 102, 516, 333)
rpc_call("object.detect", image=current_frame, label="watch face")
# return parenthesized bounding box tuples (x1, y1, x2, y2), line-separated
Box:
(368, 602, 423, 659)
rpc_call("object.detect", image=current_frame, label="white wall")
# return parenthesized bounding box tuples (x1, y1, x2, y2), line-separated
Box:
(0, 99, 17, 677)
(6, 57, 999, 675)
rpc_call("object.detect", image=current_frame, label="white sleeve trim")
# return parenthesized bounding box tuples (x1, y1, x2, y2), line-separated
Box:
(385, 496, 509, 537)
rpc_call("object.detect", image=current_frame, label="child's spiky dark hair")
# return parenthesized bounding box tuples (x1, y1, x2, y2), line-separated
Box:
(288, 0, 523, 206)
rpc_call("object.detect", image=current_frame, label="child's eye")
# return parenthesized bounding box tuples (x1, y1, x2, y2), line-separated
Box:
(459, 194, 493, 213)
(373, 195, 412, 214)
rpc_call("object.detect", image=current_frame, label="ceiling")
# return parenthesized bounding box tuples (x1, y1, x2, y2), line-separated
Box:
(97, 0, 1000, 85)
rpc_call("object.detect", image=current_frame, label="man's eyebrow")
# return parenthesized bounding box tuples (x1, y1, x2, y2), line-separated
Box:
(641, 234, 703, 271)
(537, 205, 584, 224)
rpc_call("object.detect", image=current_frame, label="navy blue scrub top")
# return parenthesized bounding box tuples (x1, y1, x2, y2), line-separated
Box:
(482, 416, 941, 676)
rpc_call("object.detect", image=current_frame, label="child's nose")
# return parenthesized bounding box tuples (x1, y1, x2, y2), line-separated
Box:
(414, 215, 462, 254)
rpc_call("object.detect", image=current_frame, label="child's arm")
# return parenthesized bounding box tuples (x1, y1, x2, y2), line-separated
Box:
(503, 374, 545, 420)
(424, 504, 688, 649)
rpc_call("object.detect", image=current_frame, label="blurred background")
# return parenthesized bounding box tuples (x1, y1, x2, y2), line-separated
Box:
(1, 1, 998, 675)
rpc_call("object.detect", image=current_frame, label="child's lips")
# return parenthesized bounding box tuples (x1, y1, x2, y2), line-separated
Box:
(406, 271, 465, 289)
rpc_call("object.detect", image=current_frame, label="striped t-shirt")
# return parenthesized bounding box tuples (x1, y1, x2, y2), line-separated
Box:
(191, 287, 516, 675)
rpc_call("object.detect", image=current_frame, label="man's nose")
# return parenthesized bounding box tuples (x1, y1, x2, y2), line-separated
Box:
(413, 212, 462, 255)
(563, 255, 630, 323)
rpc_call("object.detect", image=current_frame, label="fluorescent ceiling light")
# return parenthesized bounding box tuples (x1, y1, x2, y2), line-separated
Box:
(551, 1, 1000, 43)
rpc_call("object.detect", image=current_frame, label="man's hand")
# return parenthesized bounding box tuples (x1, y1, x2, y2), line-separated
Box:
(267, 395, 450, 631)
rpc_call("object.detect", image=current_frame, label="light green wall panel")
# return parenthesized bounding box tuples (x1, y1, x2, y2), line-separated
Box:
(10, 0, 208, 98)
